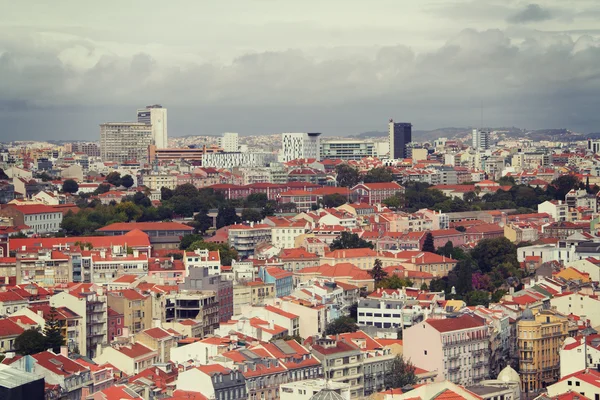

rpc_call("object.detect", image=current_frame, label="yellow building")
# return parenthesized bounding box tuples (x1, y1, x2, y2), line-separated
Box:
(107, 290, 152, 335)
(553, 267, 591, 283)
(518, 309, 569, 393)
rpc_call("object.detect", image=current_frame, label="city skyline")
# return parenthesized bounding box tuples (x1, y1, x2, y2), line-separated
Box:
(2, 1, 600, 141)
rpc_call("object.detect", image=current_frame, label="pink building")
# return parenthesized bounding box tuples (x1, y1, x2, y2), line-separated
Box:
(429, 229, 466, 248)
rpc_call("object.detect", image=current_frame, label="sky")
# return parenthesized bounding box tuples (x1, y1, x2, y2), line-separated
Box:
(1, 0, 600, 141)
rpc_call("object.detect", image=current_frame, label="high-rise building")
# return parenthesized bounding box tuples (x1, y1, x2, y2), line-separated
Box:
(100, 122, 153, 163)
(281, 132, 321, 162)
(517, 308, 569, 393)
(388, 119, 412, 159)
(320, 139, 376, 160)
(472, 129, 491, 151)
(219, 132, 239, 152)
(137, 104, 168, 148)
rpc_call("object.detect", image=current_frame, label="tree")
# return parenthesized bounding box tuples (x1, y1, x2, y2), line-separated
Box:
(467, 290, 490, 307)
(547, 175, 580, 200)
(471, 237, 519, 274)
(179, 234, 204, 250)
(115, 202, 143, 221)
(322, 193, 347, 208)
(336, 164, 360, 188)
(246, 193, 269, 208)
(497, 176, 516, 186)
(161, 187, 174, 201)
(120, 174, 135, 188)
(384, 355, 417, 389)
(379, 275, 413, 289)
(173, 183, 199, 198)
(420, 282, 428, 290)
(62, 179, 79, 194)
(241, 208, 263, 222)
(0, 168, 8, 180)
(369, 259, 388, 284)
(44, 307, 65, 353)
(363, 167, 394, 183)
(105, 171, 122, 187)
(216, 205, 241, 228)
(330, 232, 374, 250)
(382, 195, 401, 210)
(422, 232, 435, 252)
(14, 329, 48, 355)
(463, 191, 478, 204)
(324, 316, 359, 335)
(170, 195, 194, 217)
(132, 192, 152, 208)
(429, 278, 447, 293)
(192, 211, 213, 234)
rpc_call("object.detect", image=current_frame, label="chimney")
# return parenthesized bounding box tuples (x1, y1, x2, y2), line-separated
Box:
(60, 346, 68, 357)
(37, 310, 44, 318)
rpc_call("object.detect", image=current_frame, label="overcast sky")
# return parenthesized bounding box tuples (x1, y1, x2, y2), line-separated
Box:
(1, 0, 600, 141)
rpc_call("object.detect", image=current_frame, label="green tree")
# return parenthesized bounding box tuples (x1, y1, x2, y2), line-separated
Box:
(420, 282, 428, 290)
(115, 202, 143, 221)
(497, 176, 516, 186)
(174, 183, 199, 198)
(95, 183, 111, 194)
(463, 191, 478, 204)
(0, 168, 9, 180)
(324, 316, 359, 335)
(547, 175, 580, 200)
(467, 290, 490, 307)
(384, 355, 417, 389)
(335, 164, 360, 188)
(120, 174, 135, 188)
(379, 275, 413, 289)
(132, 192, 152, 208)
(14, 329, 48, 355)
(216, 205, 241, 228)
(471, 237, 519, 274)
(105, 171, 122, 187)
(246, 193, 269, 208)
(368, 259, 388, 284)
(179, 234, 204, 250)
(44, 307, 65, 353)
(169, 195, 195, 217)
(62, 179, 79, 194)
(241, 208, 263, 222)
(382, 195, 401, 210)
(491, 289, 507, 303)
(192, 211, 213, 234)
(363, 167, 394, 183)
(161, 187, 174, 201)
(188, 240, 238, 266)
(322, 193, 347, 208)
(330, 232, 374, 250)
(429, 278, 447, 293)
(422, 232, 435, 253)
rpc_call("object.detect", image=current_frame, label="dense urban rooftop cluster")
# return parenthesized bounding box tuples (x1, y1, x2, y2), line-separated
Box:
(2, 119, 600, 399)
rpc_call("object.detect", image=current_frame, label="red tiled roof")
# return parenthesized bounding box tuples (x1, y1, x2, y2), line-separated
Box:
(264, 305, 298, 319)
(109, 289, 147, 301)
(5, 204, 59, 215)
(426, 315, 485, 333)
(97, 222, 194, 232)
(142, 327, 173, 340)
(33, 351, 89, 376)
(116, 343, 155, 359)
(96, 385, 143, 399)
(166, 390, 208, 400)
(0, 318, 25, 337)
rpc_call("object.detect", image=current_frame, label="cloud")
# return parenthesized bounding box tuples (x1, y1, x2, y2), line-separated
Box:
(1, 27, 600, 140)
(507, 4, 553, 24)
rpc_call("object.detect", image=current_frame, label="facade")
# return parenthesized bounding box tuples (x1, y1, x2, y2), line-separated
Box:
(388, 119, 412, 159)
(202, 152, 276, 169)
(0, 204, 63, 234)
(137, 104, 168, 149)
(16, 248, 72, 286)
(350, 182, 404, 205)
(518, 309, 569, 393)
(100, 122, 153, 163)
(177, 364, 247, 400)
(219, 132, 239, 152)
(472, 129, 491, 151)
(281, 132, 322, 162)
(180, 267, 233, 323)
(320, 140, 376, 160)
(310, 337, 364, 398)
(403, 314, 491, 386)
(107, 290, 152, 335)
(259, 266, 293, 298)
(165, 290, 219, 336)
(227, 224, 272, 257)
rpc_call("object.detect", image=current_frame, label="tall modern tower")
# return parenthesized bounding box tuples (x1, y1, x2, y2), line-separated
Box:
(472, 129, 491, 151)
(388, 119, 412, 159)
(281, 132, 321, 162)
(137, 105, 168, 148)
(218, 132, 239, 152)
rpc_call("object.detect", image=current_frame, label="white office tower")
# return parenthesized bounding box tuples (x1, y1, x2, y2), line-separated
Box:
(281, 132, 321, 162)
(472, 129, 491, 151)
(100, 123, 153, 163)
(137, 105, 168, 148)
(219, 132, 239, 152)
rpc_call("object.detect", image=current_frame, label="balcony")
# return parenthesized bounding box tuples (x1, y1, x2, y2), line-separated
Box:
(448, 366, 460, 373)
(473, 361, 486, 368)
(521, 358, 534, 364)
(542, 331, 565, 338)
(472, 349, 486, 356)
(88, 330, 106, 337)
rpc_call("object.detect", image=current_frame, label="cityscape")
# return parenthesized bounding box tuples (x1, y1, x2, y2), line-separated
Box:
(2, 1, 600, 400)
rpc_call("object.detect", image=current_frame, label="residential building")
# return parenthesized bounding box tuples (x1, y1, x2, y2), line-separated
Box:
(202, 152, 277, 169)
(233, 281, 275, 314)
(164, 290, 219, 336)
(472, 129, 491, 151)
(309, 337, 364, 398)
(108, 307, 124, 342)
(94, 342, 159, 375)
(100, 122, 153, 163)
(135, 326, 180, 363)
(403, 314, 491, 386)
(16, 248, 72, 286)
(538, 200, 569, 222)
(137, 104, 168, 148)
(281, 132, 322, 162)
(547, 369, 600, 399)
(50, 285, 108, 358)
(0, 204, 63, 234)
(518, 308, 569, 393)
(107, 289, 152, 335)
(0, 364, 44, 399)
(184, 249, 222, 276)
(351, 182, 404, 205)
(179, 267, 233, 323)
(388, 119, 412, 159)
(258, 266, 293, 298)
(219, 132, 239, 152)
(320, 140, 376, 160)
(280, 379, 350, 400)
(177, 364, 247, 400)
(227, 224, 272, 257)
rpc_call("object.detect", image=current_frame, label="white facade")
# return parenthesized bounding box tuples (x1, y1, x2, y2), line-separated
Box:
(23, 211, 63, 234)
(472, 129, 491, 151)
(281, 132, 321, 162)
(137, 105, 168, 148)
(219, 132, 239, 152)
(271, 225, 310, 250)
(100, 122, 153, 163)
(280, 379, 351, 400)
(551, 293, 600, 328)
(202, 152, 276, 169)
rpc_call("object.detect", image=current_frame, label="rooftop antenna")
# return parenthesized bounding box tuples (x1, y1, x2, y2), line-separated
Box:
(480, 99, 484, 131)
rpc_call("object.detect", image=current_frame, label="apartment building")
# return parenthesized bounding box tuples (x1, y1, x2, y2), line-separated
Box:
(227, 224, 272, 257)
(164, 290, 219, 336)
(404, 314, 491, 386)
(184, 249, 222, 276)
(309, 337, 364, 399)
(518, 308, 569, 393)
(0, 204, 63, 234)
(107, 290, 152, 335)
(15, 249, 72, 286)
(50, 285, 108, 358)
(233, 281, 275, 314)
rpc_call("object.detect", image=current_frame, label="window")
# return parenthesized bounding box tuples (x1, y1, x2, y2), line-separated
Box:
(424, 350, 428, 355)
(576, 382, 580, 387)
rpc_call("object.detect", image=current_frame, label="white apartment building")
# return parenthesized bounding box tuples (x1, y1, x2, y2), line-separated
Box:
(271, 222, 310, 250)
(538, 200, 569, 222)
(218, 132, 239, 152)
(184, 249, 221, 276)
(141, 173, 178, 190)
(320, 140, 375, 160)
(404, 314, 491, 386)
(202, 152, 276, 169)
(100, 122, 153, 163)
(137, 105, 168, 149)
(281, 132, 321, 162)
(472, 129, 491, 151)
